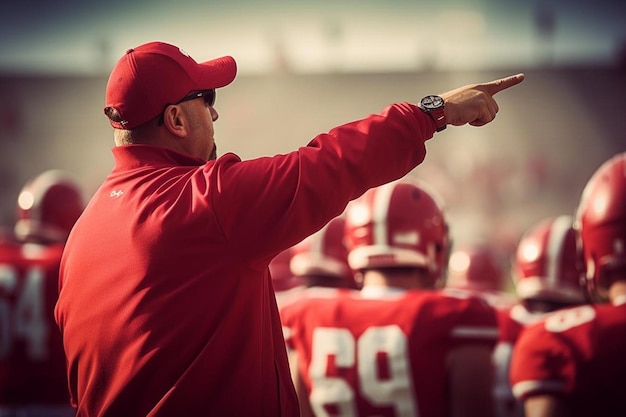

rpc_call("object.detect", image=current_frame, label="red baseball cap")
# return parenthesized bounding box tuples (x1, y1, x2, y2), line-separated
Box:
(104, 41, 237, 129)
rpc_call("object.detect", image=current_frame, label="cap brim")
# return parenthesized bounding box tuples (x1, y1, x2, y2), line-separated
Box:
(197, 56, 237, 89)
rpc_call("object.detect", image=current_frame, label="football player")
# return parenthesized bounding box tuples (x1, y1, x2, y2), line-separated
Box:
(510, 153, 626, 417)
(280, 178, 499, 417)
(281, 215, 359, 400)
(0, 170, 84, 416)
(493, 215, 586, 417)
(289, 215, 358, 290)
(446, 241, 517, 309)
(269, 247, 305, 308)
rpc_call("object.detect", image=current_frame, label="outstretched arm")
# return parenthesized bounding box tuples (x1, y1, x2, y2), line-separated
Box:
(442, 73, 525, 127)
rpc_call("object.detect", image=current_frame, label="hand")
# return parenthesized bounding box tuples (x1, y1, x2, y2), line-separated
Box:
(441, 73, 525, 127)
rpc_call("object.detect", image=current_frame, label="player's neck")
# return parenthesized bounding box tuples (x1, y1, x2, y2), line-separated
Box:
(362, 269, 431, 290)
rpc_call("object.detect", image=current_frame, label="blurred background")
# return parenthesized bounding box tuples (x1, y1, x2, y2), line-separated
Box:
(0, 0, 625, 260)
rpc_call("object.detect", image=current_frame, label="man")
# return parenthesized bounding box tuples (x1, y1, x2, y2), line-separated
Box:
(54, 40, 524, 416)
(510, 153, 626, 416)
(493, 215, 586, 417)
(281, 215, 357, 402)
(0, 170, 84, 417)
(281, 179, 499, 417)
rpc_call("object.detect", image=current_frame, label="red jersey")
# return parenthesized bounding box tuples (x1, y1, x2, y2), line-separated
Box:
(443, 287, 517, 312)
(510, 302, 626, 417)
(492, 303, 546, 417)
(280, 286, 498, 417)
(0, 241, 72, 410)
(55, 103, 437, 416)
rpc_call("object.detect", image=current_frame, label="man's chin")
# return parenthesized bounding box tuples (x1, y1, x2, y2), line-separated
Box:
(209, 144, 218, 160)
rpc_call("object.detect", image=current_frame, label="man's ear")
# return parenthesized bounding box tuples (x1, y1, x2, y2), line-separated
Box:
(162, 105, 188, 138)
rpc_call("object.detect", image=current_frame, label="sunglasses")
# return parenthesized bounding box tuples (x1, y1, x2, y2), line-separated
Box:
(158, 89, 216, 126)
(178, 89, 216, 107)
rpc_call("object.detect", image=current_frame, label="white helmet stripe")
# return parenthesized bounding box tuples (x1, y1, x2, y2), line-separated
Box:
(546, 215, 572, 287)
(372, 182, 395, 245)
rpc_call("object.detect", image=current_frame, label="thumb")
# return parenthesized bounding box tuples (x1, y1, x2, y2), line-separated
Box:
(483, 73, 525, 96)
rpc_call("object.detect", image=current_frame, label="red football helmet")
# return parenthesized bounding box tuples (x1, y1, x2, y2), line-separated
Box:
(447, 242, 507, 292)
(269, 247, 303, 292)
(513, 215, 585, 304)
(345, 179, 449, 286)
(575, 152, 626, 301)
(14, 170, 85, 243)
(289, 216, 355, 287)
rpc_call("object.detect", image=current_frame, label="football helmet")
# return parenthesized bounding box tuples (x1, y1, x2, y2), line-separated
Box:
(14, 170, 85, 243)
(575, 152, 626, 301)
(345, 179, 449, 286)
(447, 242, 507, 292)
(513, 215, 585, 304)
(269, 247, 303, 292)
(289, 216, 355, 287)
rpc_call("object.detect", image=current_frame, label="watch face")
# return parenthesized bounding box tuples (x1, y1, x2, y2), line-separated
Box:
(422, 95, 444, 109)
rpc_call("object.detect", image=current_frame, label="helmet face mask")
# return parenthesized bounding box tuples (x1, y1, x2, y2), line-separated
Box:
(345, 179, 449, 288)
(576, 231, 625, 303)
(574, 152, 626, 303)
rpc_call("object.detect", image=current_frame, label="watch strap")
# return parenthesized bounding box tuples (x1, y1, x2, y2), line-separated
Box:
(418, 96, 447, 132)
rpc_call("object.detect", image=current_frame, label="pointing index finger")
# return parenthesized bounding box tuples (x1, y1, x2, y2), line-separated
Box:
(484, 73, 525, 95)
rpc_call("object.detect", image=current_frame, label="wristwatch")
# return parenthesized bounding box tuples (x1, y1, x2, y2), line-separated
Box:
(418, 95, 447, 132)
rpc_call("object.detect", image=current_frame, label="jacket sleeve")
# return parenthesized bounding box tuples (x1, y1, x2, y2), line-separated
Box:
(208, 102, 437, 259)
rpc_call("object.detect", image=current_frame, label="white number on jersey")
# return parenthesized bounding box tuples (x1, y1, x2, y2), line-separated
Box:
(0, 264, 49, 360)
(544, 305, 596, 333)
(309, 325, 418, 417)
